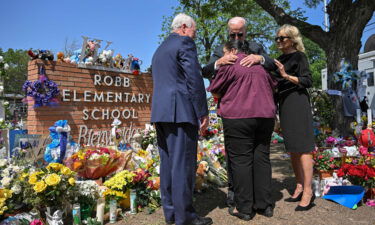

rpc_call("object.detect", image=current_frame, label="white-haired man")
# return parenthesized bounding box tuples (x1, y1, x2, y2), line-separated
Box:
(151, 13, 212, 225)
(202, 16, 276, 79)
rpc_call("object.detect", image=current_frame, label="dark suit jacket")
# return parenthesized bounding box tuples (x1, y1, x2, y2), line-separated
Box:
(151, 33, 208, 126)
(202, 41, 277, 79)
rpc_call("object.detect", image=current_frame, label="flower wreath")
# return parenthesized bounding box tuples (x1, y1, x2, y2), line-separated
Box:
(22, 79, 60, 108)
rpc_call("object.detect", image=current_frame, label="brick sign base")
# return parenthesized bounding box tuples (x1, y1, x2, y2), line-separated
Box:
(26, 59, 153, 145)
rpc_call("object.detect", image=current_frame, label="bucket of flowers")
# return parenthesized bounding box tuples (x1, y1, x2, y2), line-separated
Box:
(23, 163, 77, 223)
(313, 150, 341, 179)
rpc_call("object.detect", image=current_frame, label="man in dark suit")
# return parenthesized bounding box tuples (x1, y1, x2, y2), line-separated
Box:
(151, 13, 212, 225)
(202, 17, 276, 80)
(202, 17, 276, 215)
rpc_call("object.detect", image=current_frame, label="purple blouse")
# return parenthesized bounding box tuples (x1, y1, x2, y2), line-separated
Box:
(207, 53, 276, 119)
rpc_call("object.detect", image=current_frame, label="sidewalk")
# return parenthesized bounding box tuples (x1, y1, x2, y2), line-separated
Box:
(113, 144, 375, 225)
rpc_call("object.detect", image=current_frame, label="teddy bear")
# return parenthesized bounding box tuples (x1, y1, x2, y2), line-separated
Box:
(195, 161, 209, 192)
(114, 53, 124, 69)
(98, 50, 114, 67)
(57, 52, 64, 62)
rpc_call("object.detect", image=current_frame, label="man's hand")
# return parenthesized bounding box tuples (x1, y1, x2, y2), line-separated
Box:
(240, 54, 263, 67)
(199, 115, 209, 136)
(216, 54, 238, 68)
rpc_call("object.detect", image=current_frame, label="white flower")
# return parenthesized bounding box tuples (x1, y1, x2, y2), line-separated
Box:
(1, 176, 12, 187)
(0, 159, 7, 167)
(3, 101, 9, 106)
(11, 184, 21, 194)
(0, 56, 3, 63)
(3, 63, 9, 70)
(11, 165, 21, 173)
(0, 118, 3, 123)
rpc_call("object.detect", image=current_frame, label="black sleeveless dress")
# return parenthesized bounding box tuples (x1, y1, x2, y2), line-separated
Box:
(277, 51, 315, 153)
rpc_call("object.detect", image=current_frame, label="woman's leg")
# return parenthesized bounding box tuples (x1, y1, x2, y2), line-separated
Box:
(253, 118, 274, 210)
(290, 153, 304, 198)
(299, 153, 314, 206)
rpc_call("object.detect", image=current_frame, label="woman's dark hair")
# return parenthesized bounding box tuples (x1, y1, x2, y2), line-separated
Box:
(224, 40, 250, 54)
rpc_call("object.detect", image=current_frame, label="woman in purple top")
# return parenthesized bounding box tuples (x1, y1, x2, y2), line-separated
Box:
(207, 40, 276, 221)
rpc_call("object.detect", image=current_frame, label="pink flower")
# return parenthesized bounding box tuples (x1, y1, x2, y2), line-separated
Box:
(359, 146, 368, 156)
(31, 220, 44, 225)
(318, 155, 323, 159)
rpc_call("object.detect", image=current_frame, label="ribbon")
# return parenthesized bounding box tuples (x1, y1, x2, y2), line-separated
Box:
(333, 60, 367, 90)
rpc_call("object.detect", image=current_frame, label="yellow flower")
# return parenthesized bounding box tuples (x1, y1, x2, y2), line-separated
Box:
(47, 163, 63, 171)
(28, 174, 38, 185)
(45, 173, 61, 186)
(68, 177, 75, 186)
(136, 150, 148, 158)
(60, 166, 72, 175)
(19, 172, 29, 181)
(33, 181, 47, 193)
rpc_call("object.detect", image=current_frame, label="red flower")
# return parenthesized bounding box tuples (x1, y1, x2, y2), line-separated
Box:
(366, 166, 375, 178)
(347, 165, 366, 178)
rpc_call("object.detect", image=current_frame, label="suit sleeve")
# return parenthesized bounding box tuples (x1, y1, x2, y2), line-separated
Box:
(253, 42, 277, 72)
(202, 45, 223, 79)
(179, 37, 209, 119)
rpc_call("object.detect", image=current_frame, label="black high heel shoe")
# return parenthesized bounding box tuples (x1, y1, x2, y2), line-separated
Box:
(295, 194, 316, 211)
(284, 191, 303, 202)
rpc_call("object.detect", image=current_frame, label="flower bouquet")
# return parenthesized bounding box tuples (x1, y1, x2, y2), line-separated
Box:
(76, 180, 100, 220)
(65, 147, 121, 179)
(337, 164, 375, 190)
(0, 188, 12, 217)
(313, 150, 341, 172)
(23, 163, 77, 208)
(103, 170, 135, 201)
(0, 161, 30, 213)
(129, 168, 161, 213)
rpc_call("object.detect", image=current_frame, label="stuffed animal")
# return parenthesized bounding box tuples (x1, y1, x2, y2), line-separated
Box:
(195, 161, 209, 192)
(98, 50, 114, 67)
(131, 57, 142, 75)
(57, 52, 64, 62)
(44, 120, 79, 163)
(114, 53, 124, 69)
(85, 56, 94, 65)
(70, 49, 81, 64)
(28, 49, 54, 60)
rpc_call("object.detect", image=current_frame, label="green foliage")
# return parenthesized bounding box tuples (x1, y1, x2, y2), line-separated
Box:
(160, 0, 300, 64)
(0, 48, 29, 95)
(310, 89, 334, 127)
(303, 0, 323, 8)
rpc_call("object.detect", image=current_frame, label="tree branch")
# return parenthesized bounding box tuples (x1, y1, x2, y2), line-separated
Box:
(254, 0, 329, 50)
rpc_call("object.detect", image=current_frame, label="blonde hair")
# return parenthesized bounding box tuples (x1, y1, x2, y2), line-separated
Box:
(277, 24, 305, 52)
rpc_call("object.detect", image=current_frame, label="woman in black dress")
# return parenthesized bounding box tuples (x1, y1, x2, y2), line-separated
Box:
(274, 24, 315, 211)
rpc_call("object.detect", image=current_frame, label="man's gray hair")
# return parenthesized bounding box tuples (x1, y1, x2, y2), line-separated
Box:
(171, 13, 195, 30)
(228, 17, 247, 27)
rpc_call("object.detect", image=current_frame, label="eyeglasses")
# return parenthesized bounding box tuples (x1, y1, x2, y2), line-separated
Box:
(275, 36, 290, 42)
(229, 32, 244, 39)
